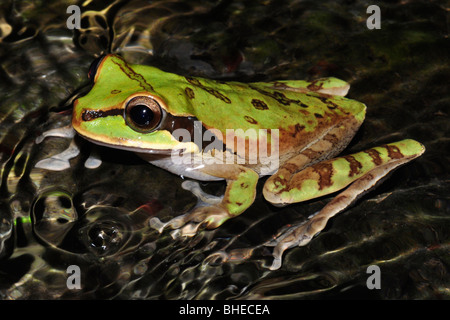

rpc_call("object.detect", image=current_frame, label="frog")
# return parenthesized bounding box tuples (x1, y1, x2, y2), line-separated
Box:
(67, 54, 424, 269)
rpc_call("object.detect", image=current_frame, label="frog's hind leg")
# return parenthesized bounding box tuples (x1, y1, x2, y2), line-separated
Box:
(264, 139, 425, 270)
(263, 115, 363, 205)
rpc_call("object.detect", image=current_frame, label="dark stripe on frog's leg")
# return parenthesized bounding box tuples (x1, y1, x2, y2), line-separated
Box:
(264, 117, 362, 202)
(269, 163, 403, 270)
(265, 139, 424, 205)
(382, 144, 404, 159)
(266, 139, 425, 270)
(343, 155, 363, 177)
(364, 148, 382, 165)
(313, 162, 334, 190)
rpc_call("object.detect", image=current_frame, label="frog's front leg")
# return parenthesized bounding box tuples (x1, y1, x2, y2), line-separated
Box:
(150, 164, 259, 237)
(264, 139, 425, 270)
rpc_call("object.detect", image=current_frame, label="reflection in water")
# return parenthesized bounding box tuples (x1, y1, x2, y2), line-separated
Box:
(32, 190, 77, 248)
(0, 0, 448, 299)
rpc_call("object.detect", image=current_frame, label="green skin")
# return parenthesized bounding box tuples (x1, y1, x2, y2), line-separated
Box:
(73, 54, 425, 267)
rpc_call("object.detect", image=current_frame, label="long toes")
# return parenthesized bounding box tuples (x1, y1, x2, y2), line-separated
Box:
(149, 206, 229, 237)
(266, 222, 314, 270)
(181, 181, 223, 205)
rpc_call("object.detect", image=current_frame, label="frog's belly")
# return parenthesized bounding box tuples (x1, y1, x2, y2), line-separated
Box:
(136, 152, 223, 181)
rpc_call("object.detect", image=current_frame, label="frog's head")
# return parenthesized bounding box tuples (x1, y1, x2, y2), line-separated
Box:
(72, 54, 199, 154)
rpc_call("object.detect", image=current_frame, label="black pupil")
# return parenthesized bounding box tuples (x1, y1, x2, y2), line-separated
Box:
(130, 105, 154, 127)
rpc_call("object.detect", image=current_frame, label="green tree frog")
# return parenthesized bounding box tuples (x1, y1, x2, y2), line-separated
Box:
(70, 54, 424, 269)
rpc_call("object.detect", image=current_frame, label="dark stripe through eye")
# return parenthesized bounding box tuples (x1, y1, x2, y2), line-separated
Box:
(81, 108, 123, 121)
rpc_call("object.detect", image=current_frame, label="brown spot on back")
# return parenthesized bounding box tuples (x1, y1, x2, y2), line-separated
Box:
(316, 96, 339, 109)
(244, 115, 258, 124)
(327, 100, 339, 110)
(365, 148, 382, 165)
(290, 123, 305, 138)
(185, 87, 195, 99)
(185, 77, 231, 104)
(111, 89, 121, 94)
(314, 113, 323, 118)
(343, 155, 362, 177)
(251, 99, 269, 110)
(249, 85, 300, 106)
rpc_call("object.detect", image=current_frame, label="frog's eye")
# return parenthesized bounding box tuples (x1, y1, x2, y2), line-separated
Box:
(88, 55, 106, 81)
(124, 96, 163, 133)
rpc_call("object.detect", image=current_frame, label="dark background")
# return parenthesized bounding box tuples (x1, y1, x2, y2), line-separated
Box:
(0, 0, 448, 299)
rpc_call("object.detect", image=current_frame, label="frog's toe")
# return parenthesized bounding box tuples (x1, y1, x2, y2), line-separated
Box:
(84, 151, 102, 169)
(35, 140, 80, 171)
(169, 221, 203, 238)
(181, 180, 223, 205)
(265, 218, 319, 270)
(149, 205, 230, 237)
(35, 157, 72, 171)
(149, 216, 191, 238)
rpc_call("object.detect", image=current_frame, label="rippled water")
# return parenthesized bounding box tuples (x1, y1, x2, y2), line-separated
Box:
(0, 0, 448, 299)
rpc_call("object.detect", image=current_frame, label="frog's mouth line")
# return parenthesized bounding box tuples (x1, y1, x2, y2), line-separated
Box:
(77, 132, 177, 155)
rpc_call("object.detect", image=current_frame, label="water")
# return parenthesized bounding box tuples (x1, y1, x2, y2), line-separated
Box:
(0, 0, 448, 299)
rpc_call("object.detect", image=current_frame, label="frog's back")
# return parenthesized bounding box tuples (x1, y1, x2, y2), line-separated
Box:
(164, 75, 365, 158)
(236, 80, 366, 129)
(132, 61, 366, 154)
(180, 77, 366, 135)
(131, 60, 366, 133)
